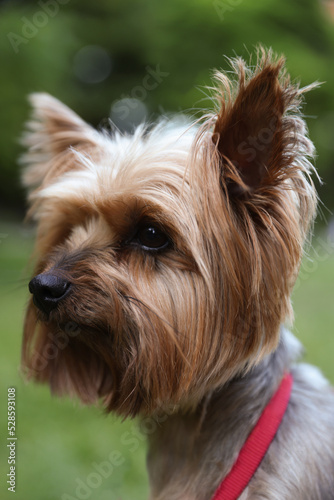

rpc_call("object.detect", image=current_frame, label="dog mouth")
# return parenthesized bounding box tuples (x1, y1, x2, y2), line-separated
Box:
(38, 310, 112, 341)
(30, 292, 112, 346)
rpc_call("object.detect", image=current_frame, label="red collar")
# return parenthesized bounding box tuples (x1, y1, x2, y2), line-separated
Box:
(212, 373, 293, 500)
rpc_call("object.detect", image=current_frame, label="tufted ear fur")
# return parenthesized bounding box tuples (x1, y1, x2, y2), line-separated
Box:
(188, 49, 318, 364)
(212, 49, 316, 196)
(20, 93, 99, 190)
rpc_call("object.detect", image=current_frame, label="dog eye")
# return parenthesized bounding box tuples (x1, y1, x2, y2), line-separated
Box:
(135, 225, 169, 251)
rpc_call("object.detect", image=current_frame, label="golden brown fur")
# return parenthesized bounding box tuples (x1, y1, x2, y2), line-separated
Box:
(21, 49, 334, 499)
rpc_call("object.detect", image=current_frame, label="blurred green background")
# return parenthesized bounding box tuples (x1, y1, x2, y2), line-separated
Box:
(1, 0, 334, 499)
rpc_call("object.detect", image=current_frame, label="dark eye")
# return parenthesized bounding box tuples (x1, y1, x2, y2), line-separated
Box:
(135, 225, 169, 251)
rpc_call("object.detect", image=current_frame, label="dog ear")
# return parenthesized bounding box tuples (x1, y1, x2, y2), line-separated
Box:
(21, 93, 98, 190)
(212, 50, 312, 196)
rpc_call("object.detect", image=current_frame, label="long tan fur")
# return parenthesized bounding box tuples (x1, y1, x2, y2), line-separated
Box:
(20, 49, 334, 499)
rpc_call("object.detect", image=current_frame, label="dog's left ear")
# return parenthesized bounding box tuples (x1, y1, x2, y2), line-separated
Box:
(21, 93, 98, 190)
(212, 51, 310, 196)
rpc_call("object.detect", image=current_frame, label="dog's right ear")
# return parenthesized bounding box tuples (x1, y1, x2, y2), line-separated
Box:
(21, 93, 98, 190)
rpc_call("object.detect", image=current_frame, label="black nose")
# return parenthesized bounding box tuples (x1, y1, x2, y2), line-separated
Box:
(29, 273, 71, 314)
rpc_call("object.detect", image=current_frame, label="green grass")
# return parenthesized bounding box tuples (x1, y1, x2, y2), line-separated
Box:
(1, 221, 333, 500)
(292, 232, 334, 383)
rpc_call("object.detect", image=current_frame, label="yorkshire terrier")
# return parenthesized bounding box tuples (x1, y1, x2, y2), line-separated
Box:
(21, 49, 334, 499)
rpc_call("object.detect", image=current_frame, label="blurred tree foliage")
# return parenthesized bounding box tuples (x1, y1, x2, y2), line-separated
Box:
(1, 0, 334, 215)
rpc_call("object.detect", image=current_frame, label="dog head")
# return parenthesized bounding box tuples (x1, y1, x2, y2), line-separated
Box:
(21, 49, 317, 416)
